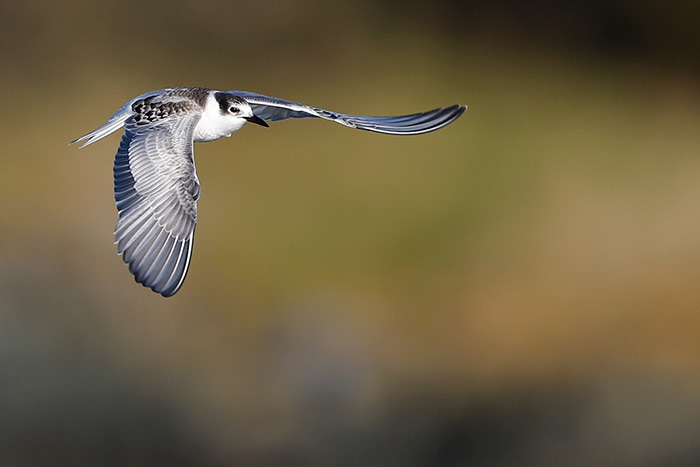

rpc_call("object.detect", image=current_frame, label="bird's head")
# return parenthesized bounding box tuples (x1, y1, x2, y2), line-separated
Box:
(214, 92, 268, 129)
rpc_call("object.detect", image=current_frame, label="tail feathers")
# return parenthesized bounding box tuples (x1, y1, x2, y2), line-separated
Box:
(70, 108, 131, 148)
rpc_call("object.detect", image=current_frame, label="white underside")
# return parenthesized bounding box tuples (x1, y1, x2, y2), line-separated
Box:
(193, 93, 248, 142)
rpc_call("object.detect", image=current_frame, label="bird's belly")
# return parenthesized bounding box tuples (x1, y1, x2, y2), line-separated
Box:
(192, 128, 224, 142)
(193, 116, 246, 142)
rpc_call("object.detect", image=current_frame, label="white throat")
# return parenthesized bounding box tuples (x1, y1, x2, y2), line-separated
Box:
(193, 93, 247, 142)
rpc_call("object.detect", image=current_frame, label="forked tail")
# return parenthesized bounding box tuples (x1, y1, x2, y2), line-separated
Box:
(70, 106, 133, 148)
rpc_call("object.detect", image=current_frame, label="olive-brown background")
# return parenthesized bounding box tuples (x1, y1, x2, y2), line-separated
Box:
(2, 1, 700, 465)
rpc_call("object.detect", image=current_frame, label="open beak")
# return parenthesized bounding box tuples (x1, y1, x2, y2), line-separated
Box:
(244, 114, 269, 127)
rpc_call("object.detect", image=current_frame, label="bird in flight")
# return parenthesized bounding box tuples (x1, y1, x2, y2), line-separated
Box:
(71, 87, 466, 297)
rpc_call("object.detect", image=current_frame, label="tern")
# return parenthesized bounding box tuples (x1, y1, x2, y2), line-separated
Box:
(71, 87, 466, 296)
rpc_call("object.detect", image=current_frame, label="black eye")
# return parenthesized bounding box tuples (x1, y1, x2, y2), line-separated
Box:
(229, 106, 240, 114)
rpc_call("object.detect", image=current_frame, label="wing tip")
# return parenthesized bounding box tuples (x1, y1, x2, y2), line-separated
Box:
(353, 103, 467, 135)
(127, 236, 193, 298)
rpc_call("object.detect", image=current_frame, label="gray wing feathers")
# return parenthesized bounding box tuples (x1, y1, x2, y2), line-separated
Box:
(232, 91, 466, 135)
(113, 115, 200, 296)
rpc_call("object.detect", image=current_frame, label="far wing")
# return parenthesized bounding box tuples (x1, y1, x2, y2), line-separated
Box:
(231, 91, 466, 135)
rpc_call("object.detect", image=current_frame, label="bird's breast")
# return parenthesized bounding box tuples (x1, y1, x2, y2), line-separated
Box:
(193, 113, 247, 142)
(193, 94, 246, 142)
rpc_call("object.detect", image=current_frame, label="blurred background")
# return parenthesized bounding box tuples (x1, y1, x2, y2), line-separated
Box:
(2, 0, 700, 465)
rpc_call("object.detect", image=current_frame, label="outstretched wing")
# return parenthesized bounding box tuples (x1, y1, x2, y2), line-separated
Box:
(113, 114, 201, 297)
(230, 91, 466, 135)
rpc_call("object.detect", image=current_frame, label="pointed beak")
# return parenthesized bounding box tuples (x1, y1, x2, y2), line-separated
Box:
(244, 114, 269, 127)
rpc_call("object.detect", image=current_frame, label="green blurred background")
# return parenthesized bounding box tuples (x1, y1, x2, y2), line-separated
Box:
(2, 1, 700, 465)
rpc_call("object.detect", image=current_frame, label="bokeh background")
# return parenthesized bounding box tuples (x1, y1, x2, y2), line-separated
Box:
(2, 1, 700, 465)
